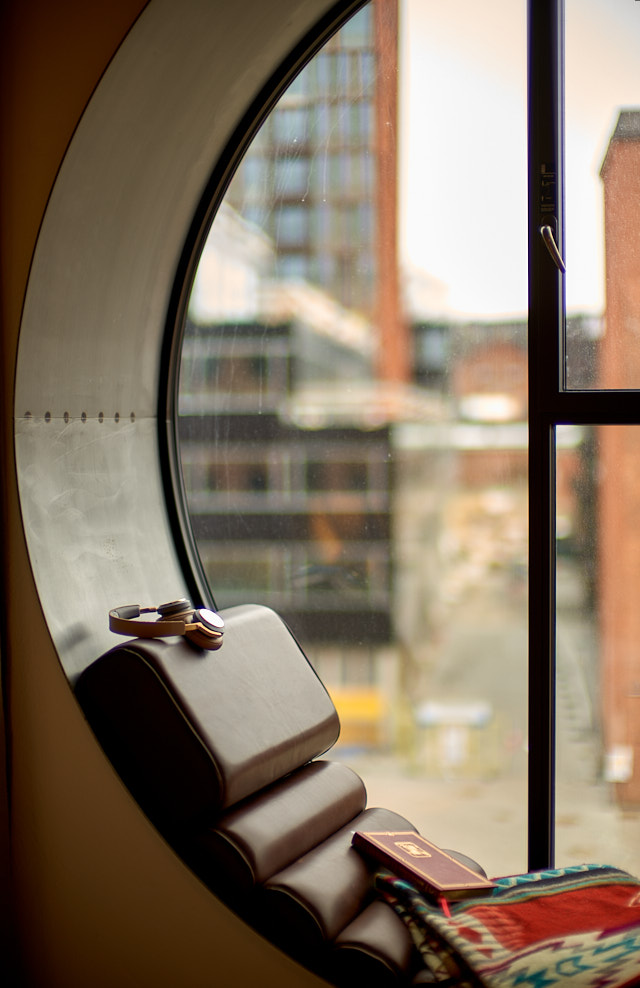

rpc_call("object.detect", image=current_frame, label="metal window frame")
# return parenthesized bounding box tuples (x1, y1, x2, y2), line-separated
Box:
(527, 0, 564, 873)
(527, 0, 637, 869)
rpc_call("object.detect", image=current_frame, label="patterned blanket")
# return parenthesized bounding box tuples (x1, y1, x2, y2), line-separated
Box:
(376, 864, 640, 987)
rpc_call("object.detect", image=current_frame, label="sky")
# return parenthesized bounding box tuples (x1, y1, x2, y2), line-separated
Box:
(399, 0, 640, 319)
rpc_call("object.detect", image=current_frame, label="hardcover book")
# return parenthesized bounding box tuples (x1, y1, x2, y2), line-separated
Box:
(352, 831, 495, 900)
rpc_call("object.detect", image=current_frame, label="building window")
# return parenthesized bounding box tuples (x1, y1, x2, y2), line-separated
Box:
(176, 0, 640, 878)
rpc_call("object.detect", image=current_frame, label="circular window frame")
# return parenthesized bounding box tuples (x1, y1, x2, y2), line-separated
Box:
(14, 0, 364, 682)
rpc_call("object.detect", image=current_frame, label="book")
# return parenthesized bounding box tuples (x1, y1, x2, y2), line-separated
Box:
(352, 830, 495, 901)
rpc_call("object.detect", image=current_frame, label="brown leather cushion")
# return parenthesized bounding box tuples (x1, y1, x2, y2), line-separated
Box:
(330, 900, 422, 987)
(76, 604, 486, 987)
(258, 805, 417, 960)
(192, 760, 366, 903)
(75, 604, 339, 831)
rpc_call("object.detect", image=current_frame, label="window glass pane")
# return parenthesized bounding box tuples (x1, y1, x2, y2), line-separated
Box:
(273, 107, 309, 147)
(276, 205, 308, 246)
(278, 254, 308, 282)
(336, 5, 373, 48)
(274, 156, 309, 198)
(556, 425, 640, 877)
(564, 1, 640, 389)
(312, 101, 332, 142)
(178, 0, 528, 877)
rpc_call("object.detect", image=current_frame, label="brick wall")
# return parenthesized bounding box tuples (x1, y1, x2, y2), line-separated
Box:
(599, 111, 640, 804)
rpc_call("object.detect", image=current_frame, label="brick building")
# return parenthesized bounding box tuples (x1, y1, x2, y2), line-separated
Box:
(599, 109, 640, 804)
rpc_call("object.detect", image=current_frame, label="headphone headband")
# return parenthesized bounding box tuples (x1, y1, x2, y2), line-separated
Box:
(109, 599, 224, 650)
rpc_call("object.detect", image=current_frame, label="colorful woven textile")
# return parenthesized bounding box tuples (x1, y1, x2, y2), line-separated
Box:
(376, 864, 640, 987)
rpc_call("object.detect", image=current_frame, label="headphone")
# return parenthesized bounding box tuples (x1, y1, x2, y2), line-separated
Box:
(109, 598, 224, 650)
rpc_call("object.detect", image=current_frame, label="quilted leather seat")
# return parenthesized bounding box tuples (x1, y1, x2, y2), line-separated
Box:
(75, 603, 484, 986)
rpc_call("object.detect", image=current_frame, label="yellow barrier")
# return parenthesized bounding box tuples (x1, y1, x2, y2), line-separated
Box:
(331, 687, 389, 749)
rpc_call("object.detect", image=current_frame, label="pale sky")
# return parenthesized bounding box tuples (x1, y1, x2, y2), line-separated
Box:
(399, 0, 640, 319)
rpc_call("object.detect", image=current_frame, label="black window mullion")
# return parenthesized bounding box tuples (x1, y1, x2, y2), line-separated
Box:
(553, 390, 640, 425)
(527, 0, 565, 872)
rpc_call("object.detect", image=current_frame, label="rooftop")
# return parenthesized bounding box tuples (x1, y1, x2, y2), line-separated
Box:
(600, 108, 640, 176)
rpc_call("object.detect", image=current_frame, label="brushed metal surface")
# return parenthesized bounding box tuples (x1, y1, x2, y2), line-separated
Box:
(14, 0, 340, 679)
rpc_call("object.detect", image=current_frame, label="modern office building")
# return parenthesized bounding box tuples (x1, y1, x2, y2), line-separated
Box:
(179, 274, 393, 649)
(224, 0, 407, 382)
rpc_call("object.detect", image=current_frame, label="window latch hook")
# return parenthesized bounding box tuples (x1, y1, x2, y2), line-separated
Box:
(540, 225, 566, 273)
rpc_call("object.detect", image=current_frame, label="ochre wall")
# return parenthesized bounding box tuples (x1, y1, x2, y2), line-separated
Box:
(0, 4, 328, 985)
(1, 7, 148, 979)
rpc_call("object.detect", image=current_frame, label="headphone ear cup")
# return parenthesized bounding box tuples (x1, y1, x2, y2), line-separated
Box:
(186, 608, 224, 650)
(193, 608, 224, 634)
(157, 598, 193, 618)
(185, 626, 223, 650)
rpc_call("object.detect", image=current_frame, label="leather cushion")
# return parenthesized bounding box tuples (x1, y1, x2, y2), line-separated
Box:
(75, 604, 339, 830)
(193, 760, 366, 901)
(330, 900, 421, 987)
(258, 805, 417, 958)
